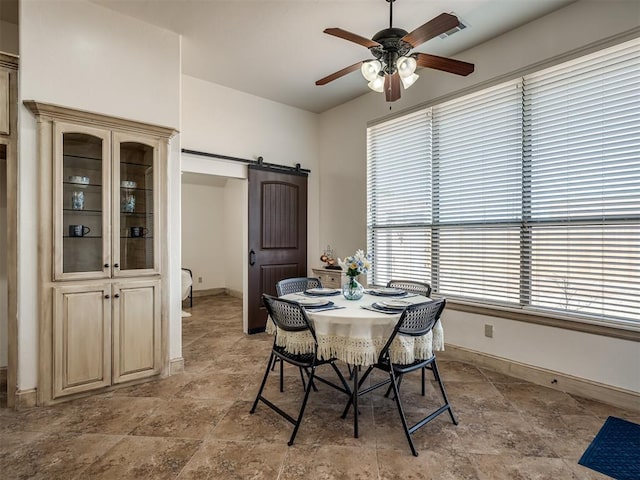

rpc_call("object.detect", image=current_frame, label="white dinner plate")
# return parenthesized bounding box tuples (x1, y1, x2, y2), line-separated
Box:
(297, 298, 330, 307)
(370, 287, 405, 295)
(380, 299, 410, 308)
(306, 288, 340, 295)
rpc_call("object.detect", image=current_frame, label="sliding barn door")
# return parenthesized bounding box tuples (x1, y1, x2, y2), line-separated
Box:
(247, 166, 308, 332)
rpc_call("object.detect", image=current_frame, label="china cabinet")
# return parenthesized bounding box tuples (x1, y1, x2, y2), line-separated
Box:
(25, 101, 175, 404)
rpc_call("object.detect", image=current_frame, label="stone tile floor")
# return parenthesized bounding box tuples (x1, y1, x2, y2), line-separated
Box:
(1, 294, 638, 479)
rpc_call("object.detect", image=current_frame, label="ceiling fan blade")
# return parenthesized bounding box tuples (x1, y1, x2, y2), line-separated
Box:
(402, 13, 460, 48)
(323, 28, 380, 48)
(315, 61, 364, 86)
(384, 73, 401, 102)
(415, 53, 475, 76)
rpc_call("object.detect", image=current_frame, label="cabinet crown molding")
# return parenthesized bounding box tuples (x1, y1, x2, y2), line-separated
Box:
(24, 100, 178, 139)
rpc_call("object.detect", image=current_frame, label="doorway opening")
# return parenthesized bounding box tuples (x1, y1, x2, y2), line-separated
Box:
(180, 172, 247, 328)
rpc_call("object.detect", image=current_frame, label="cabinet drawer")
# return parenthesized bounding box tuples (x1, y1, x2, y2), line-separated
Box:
(312, 269, 343, 289)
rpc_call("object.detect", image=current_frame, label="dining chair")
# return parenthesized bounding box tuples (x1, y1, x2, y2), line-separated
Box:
(341, 299, 457, 456)
(273, 277, 324, 392)
(251, 294, 352, 446)
(386, 279, 432, 397)
(387, 279, 432, 297)
(276, 277, 323, 296)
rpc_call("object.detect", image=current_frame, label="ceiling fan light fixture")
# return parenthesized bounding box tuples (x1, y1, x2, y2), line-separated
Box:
(361, 60, 382, 82)
(400, 72, 419, 89)
(368, 74, 385, 93)
(396, 55, 417, 78)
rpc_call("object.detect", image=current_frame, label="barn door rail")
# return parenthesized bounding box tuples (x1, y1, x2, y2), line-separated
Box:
(181, 148, 310, 176)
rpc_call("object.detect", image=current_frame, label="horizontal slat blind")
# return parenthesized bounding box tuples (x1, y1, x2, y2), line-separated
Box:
(366, 37, 640, 328)
(432, 80, 523, 302)
(524, 39, 640, 324)
(367, 110, 431, 286)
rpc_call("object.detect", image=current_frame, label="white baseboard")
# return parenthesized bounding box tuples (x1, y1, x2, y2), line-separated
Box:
(192, 288, 225, 298)
(15, 388, 37, 409)
(444, 344, 640, 412)
(169, 357, 185, 375)
(225, 288, 242, 299)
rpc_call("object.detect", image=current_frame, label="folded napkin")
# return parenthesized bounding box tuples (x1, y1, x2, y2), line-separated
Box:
(303, 301, 335, 310)
(366, 290, 408, 297)
(307, 305, 346, 312)
(361, 305, 402, 315)
(304, 290, 341, 297)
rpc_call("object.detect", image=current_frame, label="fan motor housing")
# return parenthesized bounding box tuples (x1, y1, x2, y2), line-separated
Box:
(370, 27, 412, 74)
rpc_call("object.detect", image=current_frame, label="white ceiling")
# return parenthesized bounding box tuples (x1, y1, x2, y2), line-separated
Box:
(91, 0, 575, 113)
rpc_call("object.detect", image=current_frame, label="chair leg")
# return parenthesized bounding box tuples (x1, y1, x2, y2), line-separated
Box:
(330, 362, 352, 396)
(384, 373, 403, 399)
(390, 368, 419, 457)
(279, 357, 284, 392)
(288, 365, 316, 446)
(421, 367, 426, 396)
(431, 359, 458, 425)
(251, 352, 275, 414)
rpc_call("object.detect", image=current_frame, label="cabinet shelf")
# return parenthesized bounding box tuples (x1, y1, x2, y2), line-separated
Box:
(64, 153, 101, 162)
(120, 211, 153, 217)
(119, 186, 152, 192)
(63, 235, 103, 239)
(64, 181, 102, 189)
(64, 208, 102, 215)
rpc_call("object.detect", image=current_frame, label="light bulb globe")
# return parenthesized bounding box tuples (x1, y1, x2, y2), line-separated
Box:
(396, 56, 417, 78)
(368, 75, 385, 93)
(361, 60, 382, 82)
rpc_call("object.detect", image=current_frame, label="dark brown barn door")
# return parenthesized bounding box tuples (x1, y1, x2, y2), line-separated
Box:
(247, 166, 308, 333)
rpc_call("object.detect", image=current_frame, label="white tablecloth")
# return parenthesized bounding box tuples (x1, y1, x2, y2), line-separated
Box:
(265, 293, 444, 366)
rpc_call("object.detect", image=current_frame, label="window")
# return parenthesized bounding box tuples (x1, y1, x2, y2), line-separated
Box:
(367, 38, 640, 328)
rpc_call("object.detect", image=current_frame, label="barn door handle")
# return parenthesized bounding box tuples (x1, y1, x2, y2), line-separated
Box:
(249, 250, 256, 266)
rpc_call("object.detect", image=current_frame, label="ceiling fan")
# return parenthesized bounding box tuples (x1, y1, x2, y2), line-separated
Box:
(316, 0, 475, 102)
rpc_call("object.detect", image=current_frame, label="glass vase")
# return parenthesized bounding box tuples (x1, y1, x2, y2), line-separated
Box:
(342, 276, 364, 300)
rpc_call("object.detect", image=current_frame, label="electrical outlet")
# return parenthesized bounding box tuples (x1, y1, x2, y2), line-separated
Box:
(484, 324, 493, 338)
(198, 276, 203, 283)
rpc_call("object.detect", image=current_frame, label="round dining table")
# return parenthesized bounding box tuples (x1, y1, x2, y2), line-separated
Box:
(265, 288, 445, 438)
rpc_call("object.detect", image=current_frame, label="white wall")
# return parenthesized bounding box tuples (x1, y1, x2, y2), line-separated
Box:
(317, 0, 640, 393)
(181, 182, 227, 290)
(223, 178, 245, 294)
(18, 0, 181, 390)
(181, 75, 321, 271)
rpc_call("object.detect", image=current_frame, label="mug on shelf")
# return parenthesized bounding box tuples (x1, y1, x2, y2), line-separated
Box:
(69, 225, 90, 237)
(121, 193, 136, 213)
(71, 191, 85, 210)
(130, 226, 148, 238)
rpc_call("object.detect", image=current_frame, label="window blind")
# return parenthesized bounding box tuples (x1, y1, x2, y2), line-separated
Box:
(524, 39, 640, 324)
(367, 110, 431, 286)
(366, 37, 640, 328)
(432, 80, 523, 304)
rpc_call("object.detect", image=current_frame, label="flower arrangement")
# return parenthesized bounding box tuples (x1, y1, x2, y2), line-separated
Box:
(338, 249, 372, 278)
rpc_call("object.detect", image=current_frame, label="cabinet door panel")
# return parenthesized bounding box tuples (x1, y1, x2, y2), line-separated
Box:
(112, 279, 161, 383)
(112, 132, 161, 277)
(53, 284, 111, 398)
(54, 122, 111, 280)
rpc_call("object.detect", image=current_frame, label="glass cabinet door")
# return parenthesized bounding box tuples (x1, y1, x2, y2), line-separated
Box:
(55, 123, 111, 280)
(113, 133, 160, 275)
